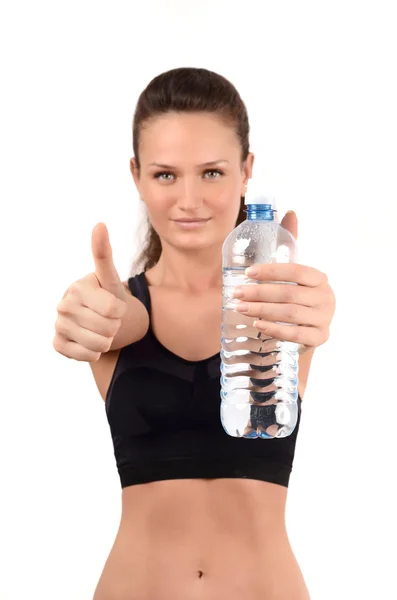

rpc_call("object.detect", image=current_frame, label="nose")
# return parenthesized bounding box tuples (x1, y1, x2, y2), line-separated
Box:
(176, 178, 203, 211)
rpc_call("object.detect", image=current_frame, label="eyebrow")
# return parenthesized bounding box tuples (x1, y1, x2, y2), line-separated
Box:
(148, 160, 230, 168)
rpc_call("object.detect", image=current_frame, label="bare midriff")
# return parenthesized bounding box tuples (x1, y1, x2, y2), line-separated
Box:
(93, 477, 310, 600)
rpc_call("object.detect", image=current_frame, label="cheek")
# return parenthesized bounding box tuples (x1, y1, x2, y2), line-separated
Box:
(145, 202, 169, 228)
(141, 182, 172, 220)
(213, 190, 241, 219)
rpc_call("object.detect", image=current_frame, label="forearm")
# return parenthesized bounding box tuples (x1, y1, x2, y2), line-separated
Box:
(297, 347, 315, 400)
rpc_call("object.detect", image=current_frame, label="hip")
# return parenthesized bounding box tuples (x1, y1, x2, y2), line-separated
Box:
(93, 536, 310, 600)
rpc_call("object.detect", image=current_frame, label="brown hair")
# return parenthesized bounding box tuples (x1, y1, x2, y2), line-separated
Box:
(131, 67, 250, 273)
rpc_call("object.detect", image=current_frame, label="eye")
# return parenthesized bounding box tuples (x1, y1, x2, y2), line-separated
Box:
(204, 169, 223, 179)
(154, 172, 175, 181)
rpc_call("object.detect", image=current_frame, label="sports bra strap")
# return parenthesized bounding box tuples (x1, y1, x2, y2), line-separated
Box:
(127, 272, 152, 316)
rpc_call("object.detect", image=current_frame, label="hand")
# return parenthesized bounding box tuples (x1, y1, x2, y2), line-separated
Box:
(53, 223, 128, 362)
(232, 210, 336, 354)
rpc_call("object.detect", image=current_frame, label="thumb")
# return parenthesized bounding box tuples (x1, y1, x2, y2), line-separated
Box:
(91, 223, 126, 301)
(280, 210, 298, 241)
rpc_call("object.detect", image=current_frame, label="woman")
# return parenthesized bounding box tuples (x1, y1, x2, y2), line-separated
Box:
(54, 67, 336, 600)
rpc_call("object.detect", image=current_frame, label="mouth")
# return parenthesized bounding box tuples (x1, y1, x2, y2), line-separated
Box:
(173, 218, 211, 222)
(172, 218, 211, 229)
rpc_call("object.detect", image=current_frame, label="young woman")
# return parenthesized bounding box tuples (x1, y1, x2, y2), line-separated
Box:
(54, 67, 336, 600)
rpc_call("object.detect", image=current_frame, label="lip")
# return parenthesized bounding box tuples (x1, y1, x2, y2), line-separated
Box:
(172, 218, 211, 229)
(173, 218, 210, 222)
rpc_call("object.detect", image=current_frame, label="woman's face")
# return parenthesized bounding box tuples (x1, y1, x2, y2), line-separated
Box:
(130, 112, 254, 252)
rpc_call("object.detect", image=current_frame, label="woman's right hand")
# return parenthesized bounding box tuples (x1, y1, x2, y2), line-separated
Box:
(53, 223, 128, 362)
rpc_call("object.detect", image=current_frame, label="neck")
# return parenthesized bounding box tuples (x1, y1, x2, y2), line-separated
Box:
(147, 242, 223, 293)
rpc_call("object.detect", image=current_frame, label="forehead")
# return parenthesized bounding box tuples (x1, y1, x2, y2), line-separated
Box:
(139, 112, 240, 163)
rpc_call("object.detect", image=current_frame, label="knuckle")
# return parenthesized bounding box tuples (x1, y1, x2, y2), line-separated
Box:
(320, 270, 329, 285)
(59, 290, 80, 315)
(321, 327, 330, 344)
(284, 286, 296, 303)
(52, 335, 64, 353)
(109, 318, 121, 336)
(117, 299, 127, 317)
(328, 287, 336, 308)
(285, 304, 299, 321)
(103, 319, 119, 338)
(103, 297, 121, 318)
(309, 328, 324, 348)
(291, 264, 300, 280)
(56, 296, 69, 314)
(257, 304, 266, 317)
(294, 326, 305, 344)
(68, 280, 81, 296)
(55, 316, 69, 339)
(320, 289, 335, 313)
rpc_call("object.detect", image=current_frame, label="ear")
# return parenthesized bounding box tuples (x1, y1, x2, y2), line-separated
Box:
(129, 158, 142, 194)
(241, 152, 255, 195)
(280, 210, 298, 240)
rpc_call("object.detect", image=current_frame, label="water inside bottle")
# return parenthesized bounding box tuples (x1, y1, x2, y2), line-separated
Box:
(220, 267, 299, 439)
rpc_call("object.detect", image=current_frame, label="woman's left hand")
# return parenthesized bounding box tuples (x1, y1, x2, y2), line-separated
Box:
(232, 210, 336, 355)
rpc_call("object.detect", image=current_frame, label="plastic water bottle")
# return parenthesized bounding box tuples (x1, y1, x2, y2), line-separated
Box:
(220, 182, 299, 439)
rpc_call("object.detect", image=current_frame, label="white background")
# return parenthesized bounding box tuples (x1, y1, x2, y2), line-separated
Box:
(1, 1, 396, 599)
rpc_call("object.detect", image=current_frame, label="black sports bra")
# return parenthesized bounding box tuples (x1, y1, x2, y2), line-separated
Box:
(105, 272, 302, 489)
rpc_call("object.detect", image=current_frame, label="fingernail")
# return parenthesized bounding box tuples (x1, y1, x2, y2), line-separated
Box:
(245, 266, 258, 277)
(232, 287, 244, 298)
(235, 301, 249, 312)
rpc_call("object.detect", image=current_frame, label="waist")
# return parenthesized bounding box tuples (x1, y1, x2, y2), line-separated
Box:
(94, 479, 310, 600)
(120, 476, 288, 526)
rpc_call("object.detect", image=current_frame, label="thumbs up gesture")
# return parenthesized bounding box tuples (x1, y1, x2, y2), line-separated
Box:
(53, 223, 128, 362)
(91, 223, 128, 301)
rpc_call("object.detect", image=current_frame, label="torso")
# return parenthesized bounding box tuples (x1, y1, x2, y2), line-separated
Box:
(91, 273, 310, 600)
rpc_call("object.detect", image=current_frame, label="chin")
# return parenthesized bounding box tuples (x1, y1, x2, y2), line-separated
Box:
(157, 221, 232, 251)
(173, 236, 215, 251)
(162, 230, 220, 252)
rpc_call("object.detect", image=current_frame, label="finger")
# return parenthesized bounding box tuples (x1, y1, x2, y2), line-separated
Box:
(235, 301, 323, 327)
(64, 282, 126, 319)
(53, 335, 101, 362)
(73, 307, 122, 338)
(56, 315, 113, 354)
(57, 304, 121, 338)
(245, 263, 328, 287)
(232, 282, 324, 308)
(252, 320, 323, 347)
(91, 223, 125, 300)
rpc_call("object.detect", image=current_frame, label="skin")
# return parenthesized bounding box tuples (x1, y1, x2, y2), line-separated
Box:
(131, 111, 254, 291)
(93, 111, 335, 600)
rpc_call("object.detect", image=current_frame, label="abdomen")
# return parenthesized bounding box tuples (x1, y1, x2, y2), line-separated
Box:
(92, 478, 310, 600)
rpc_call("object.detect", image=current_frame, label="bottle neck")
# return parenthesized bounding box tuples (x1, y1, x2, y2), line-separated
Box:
(245, 204, 276, 221)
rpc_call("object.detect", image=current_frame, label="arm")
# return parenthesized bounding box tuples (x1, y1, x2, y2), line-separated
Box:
(297, 347, 315, 400)
(88, 282, 149, 402)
